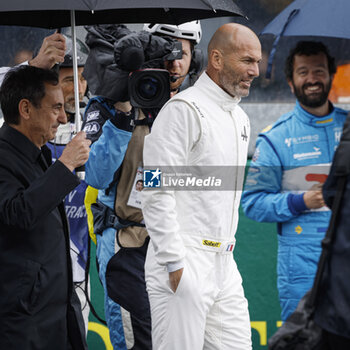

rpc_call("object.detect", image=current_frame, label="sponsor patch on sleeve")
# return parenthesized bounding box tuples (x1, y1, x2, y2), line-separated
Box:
(261, 124, 273, 133)
(83, 121, 100, 135)
(86, 110, 100, 122)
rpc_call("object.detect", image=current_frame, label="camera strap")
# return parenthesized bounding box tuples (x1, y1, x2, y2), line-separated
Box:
(133, 119, 150, 126)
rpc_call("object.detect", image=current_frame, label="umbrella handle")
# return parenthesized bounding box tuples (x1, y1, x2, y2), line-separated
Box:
(51, 28, 62, 74)
(68, 10, 85, 180)
(70, 10, 81, 133)
(75, 165, 85, 180)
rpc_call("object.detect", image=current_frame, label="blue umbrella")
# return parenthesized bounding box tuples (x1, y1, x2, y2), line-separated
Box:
(262, 0, 350, 39)
(260, 0, 350, 78)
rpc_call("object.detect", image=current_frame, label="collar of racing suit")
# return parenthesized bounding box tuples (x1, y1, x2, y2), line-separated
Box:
(294, 100, 336, 127)
(197, 72, 241, 112)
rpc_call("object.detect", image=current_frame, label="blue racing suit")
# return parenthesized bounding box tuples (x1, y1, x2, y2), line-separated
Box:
(83, 97, 152, 349)
(241, 101, 347, 321)
(83, 97, 131, 349)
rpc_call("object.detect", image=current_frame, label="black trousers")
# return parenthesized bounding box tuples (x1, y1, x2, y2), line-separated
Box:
(106, 237, 152, 350)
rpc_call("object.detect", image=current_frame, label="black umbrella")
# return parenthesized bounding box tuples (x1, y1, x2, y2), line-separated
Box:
(0, 0, 245, 28)
(0, 0, 245, 130)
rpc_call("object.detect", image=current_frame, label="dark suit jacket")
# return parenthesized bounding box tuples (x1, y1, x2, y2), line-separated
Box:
(0, 123, 87, 349)
(314, 115, 350, 339)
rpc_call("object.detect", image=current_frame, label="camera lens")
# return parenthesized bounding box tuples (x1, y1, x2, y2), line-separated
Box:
(128, 69, 171, 109)
(137, 76, 160, 100)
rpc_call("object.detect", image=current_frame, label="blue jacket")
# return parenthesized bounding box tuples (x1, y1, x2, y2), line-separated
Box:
(84, 98, 132, 208)
(241, 101, 347, 321)
(83, 98, 132, 349)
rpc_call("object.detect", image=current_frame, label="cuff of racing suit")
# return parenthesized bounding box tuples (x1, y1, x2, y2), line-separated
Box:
(287, 193, 307, 215)
(110, 108, 134, 132)
(167, 259, 185, 273)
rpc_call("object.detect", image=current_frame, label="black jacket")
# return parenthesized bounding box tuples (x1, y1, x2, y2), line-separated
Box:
(314, 116, 350, 339)
(0, 124, 87, 349)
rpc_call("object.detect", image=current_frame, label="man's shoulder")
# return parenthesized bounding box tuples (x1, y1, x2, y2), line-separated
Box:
(82, 96, 117, 142)
(333, 106, 349, 120)
(0, 138, 21, 169)
(172, 85, 200, 101)
(258, 110, 294, 137)
(162, 86, 203, 112)
(85, 96, 114, 118)
(0, 125, 22, 152)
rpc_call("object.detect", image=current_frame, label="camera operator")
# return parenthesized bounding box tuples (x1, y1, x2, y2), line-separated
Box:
(81, 21, 202, 349)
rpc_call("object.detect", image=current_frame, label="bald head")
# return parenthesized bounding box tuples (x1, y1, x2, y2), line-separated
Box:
(207, 23, 261, 98)
(208, 23, 258, 56)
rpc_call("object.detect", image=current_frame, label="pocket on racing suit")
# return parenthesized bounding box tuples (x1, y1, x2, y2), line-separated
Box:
(168, 264, 188, 296)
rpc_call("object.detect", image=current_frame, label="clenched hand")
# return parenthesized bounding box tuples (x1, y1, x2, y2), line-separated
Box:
(303, 183, 326, 209)
(29, 32, 66, 70)
(59, 131, 91, 172)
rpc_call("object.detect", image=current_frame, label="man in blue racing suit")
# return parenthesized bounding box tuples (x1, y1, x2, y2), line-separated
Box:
(242, 41, 348, 321)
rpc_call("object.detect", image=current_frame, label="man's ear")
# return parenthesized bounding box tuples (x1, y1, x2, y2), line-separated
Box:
(209, 49, 223, 71)
(18, 99, 31, 120)
(287, 80, 295, 94)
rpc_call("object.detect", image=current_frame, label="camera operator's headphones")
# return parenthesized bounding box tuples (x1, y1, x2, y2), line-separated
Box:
(143, 21, 204, 77)
(189, 48, 204, 77)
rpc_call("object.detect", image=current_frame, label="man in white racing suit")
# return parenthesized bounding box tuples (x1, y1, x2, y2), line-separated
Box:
(141, 23, 262, 350)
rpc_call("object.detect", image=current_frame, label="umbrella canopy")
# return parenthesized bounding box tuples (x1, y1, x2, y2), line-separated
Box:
(260, 0, 350, 78)
(261, 0, 350, 39)
(0, 0, 245, 28)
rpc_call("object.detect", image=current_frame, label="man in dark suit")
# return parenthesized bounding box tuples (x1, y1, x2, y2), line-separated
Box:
(0, 65, 90, 349)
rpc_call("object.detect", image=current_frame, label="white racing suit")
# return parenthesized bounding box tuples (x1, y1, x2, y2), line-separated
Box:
(142, 72, 252, 350)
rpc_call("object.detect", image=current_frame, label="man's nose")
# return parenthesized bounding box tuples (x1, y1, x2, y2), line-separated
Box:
(306, 72, 319, 84)
(58, 109, 68, 124)
(169, 59, 181, 69)
(78, 79, 86, 97)
(249, 62, 259, 78)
